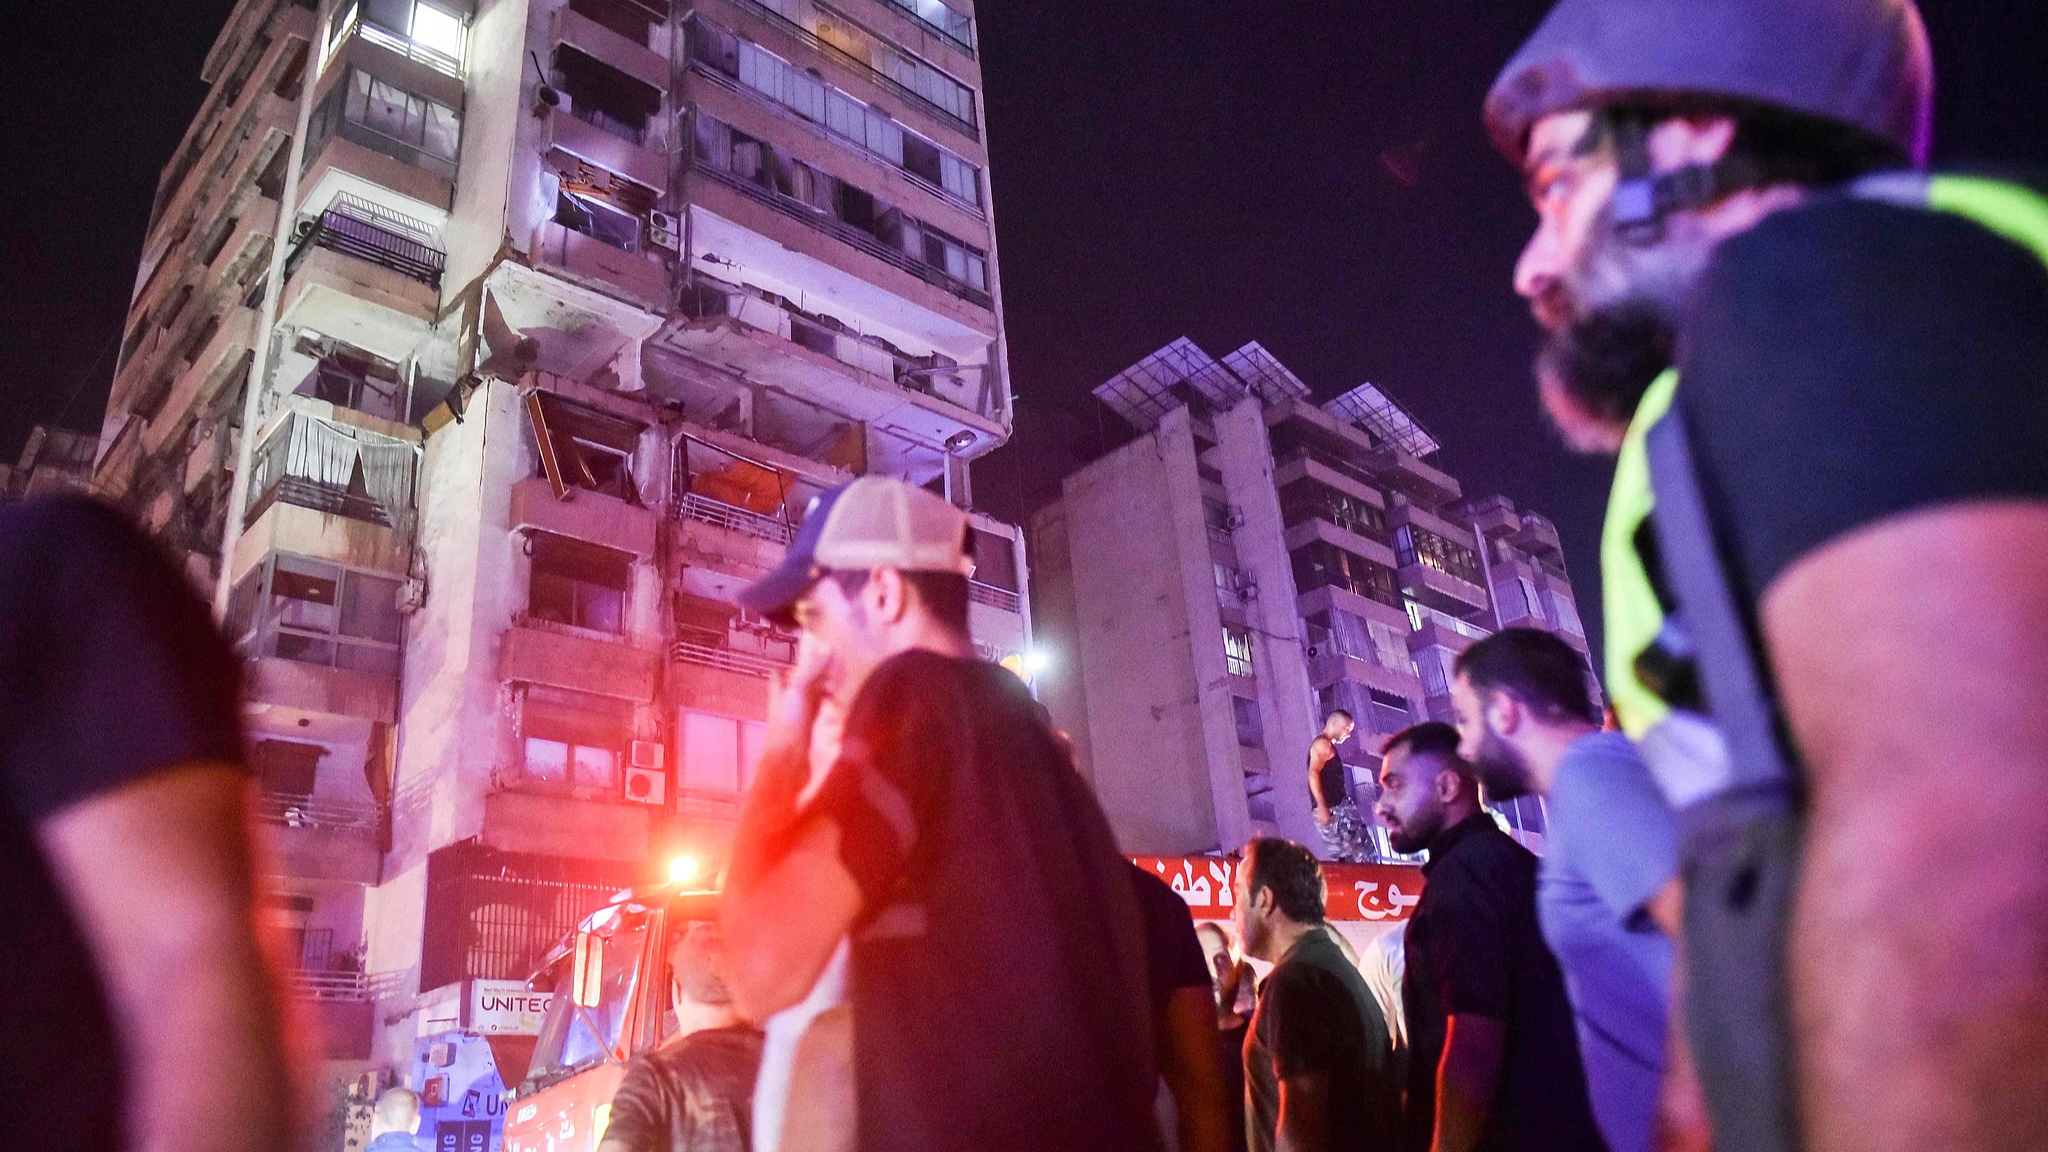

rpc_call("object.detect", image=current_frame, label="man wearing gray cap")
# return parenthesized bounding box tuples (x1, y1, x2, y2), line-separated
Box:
(720, 477, 1163, 1152)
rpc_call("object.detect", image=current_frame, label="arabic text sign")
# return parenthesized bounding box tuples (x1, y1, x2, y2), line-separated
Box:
(1131, 854, 1425, 923)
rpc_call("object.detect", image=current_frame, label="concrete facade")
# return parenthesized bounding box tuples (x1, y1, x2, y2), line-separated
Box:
(90, 0, 1023, 1110)
(1034, 339, 1594, 859)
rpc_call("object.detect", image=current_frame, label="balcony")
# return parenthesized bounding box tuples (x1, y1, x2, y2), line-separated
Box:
(245, 655, 399, 724)
(510, 477, 658, 561)
(255, 792, 382, 884)
(678, 491, 796, 544)
(1284, 518, 1400, 572)
(1367, 446, 1462, 507)
(1306, 649, 1425, 701)
(244, 411, 419, 534)
(968, 580, 1020, 613)
(721, 0, 978, 137)
(671, 639, 793, 678)
(278, 201, 444, 361)
(500, 622, 660, 702)
(531, 219, 670, 311)
(1512, 513, 1565, 561)
(143, 306, 259, 454)
(543, 102, 668, 193)
(1463, 493, 1522, 538)
(1406, 604, 1491, 656)
(554, 4, 668, 93)
(1399, 560, 1491, 617)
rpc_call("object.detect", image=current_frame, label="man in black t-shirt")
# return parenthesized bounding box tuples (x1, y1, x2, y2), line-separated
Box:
(1233, 837, 1398, 1152)
(1487, 2, 2048, 1148)
(0, 497, 289, 1152)
(1132, 865, 1232, 1152)
(721, 478, 1162, 1152)
(600, 921, 763, 1152)
(1376, 724, 1602, 1152)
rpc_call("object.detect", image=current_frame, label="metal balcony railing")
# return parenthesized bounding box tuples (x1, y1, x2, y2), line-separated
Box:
(721, 0, 977, 136)
(967, 580, 1021, 613)
(671, 640, 794, 678)
(289, 968, 407, 1002)
(677, 492, 797, 544)
(288, 194, 445, 288)
(255, 792, 382, 834)
(243, 412, 419, 532)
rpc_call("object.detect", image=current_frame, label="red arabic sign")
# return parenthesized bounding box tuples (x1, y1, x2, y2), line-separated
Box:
(1132, 854, 1425, 923)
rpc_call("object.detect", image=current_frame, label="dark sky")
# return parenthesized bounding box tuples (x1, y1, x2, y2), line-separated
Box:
(4, 0, 2046, 666)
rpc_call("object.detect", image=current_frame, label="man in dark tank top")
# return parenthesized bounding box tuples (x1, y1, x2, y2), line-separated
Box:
(1307, 711, 1372, 862)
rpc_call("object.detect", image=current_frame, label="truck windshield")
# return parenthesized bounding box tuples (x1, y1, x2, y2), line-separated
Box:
(524, 910, 652, 1088)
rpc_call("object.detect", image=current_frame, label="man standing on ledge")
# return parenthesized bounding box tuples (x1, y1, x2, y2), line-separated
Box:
(1376, 723, 1602, 1152)
(719, 477, 1162, 1152)
(1307, 711, 1371, 862)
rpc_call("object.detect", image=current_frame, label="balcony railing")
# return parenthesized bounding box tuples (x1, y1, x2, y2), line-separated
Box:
(289, 968, 407, 1002)
(671, 640, 794, 678)
(967, 580, 1021, 613)
(244, 412, 419, 532)
(688, 163, 994, 308)
(678, 491, 798, 544)
(287, 194, 445, 289)
(254, 792, 382, 834)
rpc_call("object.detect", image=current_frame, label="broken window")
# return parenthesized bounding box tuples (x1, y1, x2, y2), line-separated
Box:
(527, 531, 630, 634)
(554, 188, 641, 251)
(553, 43, 661, 145)
(521, 685, 631, 791)
(254, 739, 326, 800)
(295, 355, 405, 422)
(526, 392, 644, 501)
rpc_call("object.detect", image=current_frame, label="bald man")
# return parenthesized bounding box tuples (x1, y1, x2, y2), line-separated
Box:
(365, 1088, 423, 1152)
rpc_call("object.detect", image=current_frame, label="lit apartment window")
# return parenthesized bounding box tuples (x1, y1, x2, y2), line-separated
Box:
(1394, 524, 1484, 585)
(330, 0, 467, 73)
(226, 555, 403, 674)
(527, 532, 630, 634)
(525, 392, 645, 502)
(677, 709, 768, 796)
(521, 686, 631, 791)
(554, 188, 641, 250)
(1291, 542, 1402, 610)
(1223, 626, 1255, 678)
(1279, 478, 1388, 543)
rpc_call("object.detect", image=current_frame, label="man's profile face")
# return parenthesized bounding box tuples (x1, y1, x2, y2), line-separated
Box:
(1232, 857, 1272, 960)
(1329, 715, 1356, 744)
(1452, 675, 1535, 799)
(1376, 748, 1449, 855)
(792, 572, 876, 702)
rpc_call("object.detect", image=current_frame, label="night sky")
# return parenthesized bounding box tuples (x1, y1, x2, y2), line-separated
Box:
(5, 1, 2046, 666)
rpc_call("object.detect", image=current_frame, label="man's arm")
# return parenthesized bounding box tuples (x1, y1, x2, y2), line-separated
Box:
(1159, 984, 1231, 1152)
(1274, 1070, 1331, 1152)
(1432, 1014, 1506, 1152)
(1763, 503, 2048, 1152)
(721, 809, 862, 1021)
(38, 765, 291, 1152)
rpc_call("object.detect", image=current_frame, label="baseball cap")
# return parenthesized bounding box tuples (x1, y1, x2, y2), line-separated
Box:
(736, 476, 975, 622)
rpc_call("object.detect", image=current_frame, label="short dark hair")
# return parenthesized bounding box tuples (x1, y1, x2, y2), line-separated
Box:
(1326, 709, 1354, 724)
(1589, 100, 1903, 190)
(827, 569, 970, 634)
(1243, 837, 1326, 924)
(1454, 628, 1599, 725)
(1381, 721, 1462, 761)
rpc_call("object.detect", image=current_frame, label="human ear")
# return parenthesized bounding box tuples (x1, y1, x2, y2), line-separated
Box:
(1485, 690, 1519, 737)
(1647, 114, 1737, 172)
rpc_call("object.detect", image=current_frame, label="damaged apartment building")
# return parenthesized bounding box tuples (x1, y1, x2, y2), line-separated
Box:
(1032, 339, 1593, 861)
(90, 0, 1024, 1092)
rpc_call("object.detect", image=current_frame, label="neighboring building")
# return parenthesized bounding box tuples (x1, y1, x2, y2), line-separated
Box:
(1, 425, 99, 505)
(1032, 338, 1591, 859)
(92, 0, 1021, 1113)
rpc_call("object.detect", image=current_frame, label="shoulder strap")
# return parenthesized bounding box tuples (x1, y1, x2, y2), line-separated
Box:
(1642, 409, 1797, 797)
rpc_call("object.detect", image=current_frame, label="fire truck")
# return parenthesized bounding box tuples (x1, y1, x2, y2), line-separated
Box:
(501, 883, 720, 1152)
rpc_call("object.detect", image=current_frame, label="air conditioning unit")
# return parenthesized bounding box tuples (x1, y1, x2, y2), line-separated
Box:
(396, 576, 426, 615)
(647, 210, 679, 252)
(625, 741, 667, 805)
(1225, 506, 1246, 529)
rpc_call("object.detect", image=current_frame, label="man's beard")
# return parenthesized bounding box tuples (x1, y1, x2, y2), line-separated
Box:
(1386, 801, 1445, 855)
(1469, 727, 1538, 800)
(1537, 300, 1674, 435)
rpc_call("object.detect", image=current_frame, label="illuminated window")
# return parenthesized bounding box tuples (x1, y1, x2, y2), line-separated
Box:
(408, 2, 465, 60)
(522, 687, 631, 792)
(1223, 626, 1255, 678)
(677, 710, 767, 796)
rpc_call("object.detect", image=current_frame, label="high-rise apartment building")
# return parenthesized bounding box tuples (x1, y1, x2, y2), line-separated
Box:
(91, 0, 1022, 1108)
(1032, 338, 1590, 858)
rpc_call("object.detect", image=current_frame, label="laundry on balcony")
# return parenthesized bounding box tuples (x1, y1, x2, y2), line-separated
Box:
(245, 411, 420, 531)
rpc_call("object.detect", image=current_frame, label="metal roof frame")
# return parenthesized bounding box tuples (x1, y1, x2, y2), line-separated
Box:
(1091, 337, 1246, 432)
(1323, 382, 1440, 458)
(1220, 342, 1312, 406)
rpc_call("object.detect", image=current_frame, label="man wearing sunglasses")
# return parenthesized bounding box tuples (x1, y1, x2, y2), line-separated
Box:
(720, 477, 1164, 1152)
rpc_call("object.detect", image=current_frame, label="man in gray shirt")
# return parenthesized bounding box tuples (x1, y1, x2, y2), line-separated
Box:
(1447, 629, 1685, 1152)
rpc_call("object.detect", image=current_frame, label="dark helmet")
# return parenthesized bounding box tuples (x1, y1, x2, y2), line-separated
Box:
(1485, 0, 1935, 167)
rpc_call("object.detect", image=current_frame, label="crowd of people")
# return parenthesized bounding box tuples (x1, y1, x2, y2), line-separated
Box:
(5, 0, 2045, 1150)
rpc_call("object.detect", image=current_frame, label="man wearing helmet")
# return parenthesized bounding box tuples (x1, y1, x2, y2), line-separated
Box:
(1487, 3, 2048, 1152)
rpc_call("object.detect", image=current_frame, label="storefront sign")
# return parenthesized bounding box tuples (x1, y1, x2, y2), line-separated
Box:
(466, 979, 553, 1036)
(1131, 854, 1424, 923)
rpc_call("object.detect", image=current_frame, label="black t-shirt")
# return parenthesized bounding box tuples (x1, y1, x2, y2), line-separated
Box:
(809, 650, 1163, 1152)
(1317, 741, 1351, 809)
(602, 1024, 764, 1152)
(1131, 863, 1213, 1019)
(1244, 929, 1399, 1152)
(0, 498, 245, 1151)
(1674, 183, 2048, 618)
(1401, 815, 1604, 1152)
